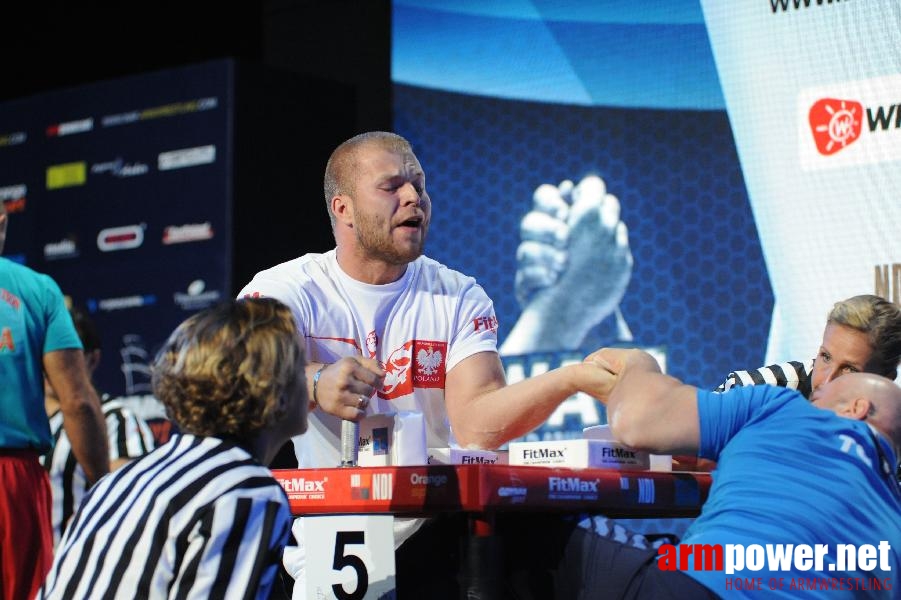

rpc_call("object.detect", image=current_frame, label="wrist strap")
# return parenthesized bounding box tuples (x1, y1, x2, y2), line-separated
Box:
(312, 364, 327, 408)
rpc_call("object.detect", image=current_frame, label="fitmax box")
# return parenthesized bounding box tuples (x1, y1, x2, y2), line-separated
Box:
(427, 447, 504, 465)
(508, 439, 650, 470)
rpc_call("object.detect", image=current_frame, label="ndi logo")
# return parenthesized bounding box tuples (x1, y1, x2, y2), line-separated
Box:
(372, 473, 393, 500)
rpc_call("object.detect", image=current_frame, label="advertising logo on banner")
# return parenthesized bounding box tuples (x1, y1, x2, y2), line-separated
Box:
(0, 184, 26, 213)
(0, 60, 233, 397)
(799, 74, 901, 170)
(701, 0, 901, 365)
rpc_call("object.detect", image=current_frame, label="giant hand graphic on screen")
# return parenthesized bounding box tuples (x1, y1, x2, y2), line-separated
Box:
(500, 175, 633, 355)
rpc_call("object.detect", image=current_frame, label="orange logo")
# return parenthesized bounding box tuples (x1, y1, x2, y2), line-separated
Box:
(0, 327, 14, 352)
(809, 98, 863, 155)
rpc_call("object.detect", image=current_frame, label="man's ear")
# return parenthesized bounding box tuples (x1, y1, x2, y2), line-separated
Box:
(332, 195, 353, 225)
(846, 396, 872, 421)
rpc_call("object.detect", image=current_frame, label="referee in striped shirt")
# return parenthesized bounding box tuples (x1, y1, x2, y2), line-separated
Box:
(695, 294, 901, 474)
(40, 298, 309, 599)
(715, 294, 901, 398)
(42, 305, 157, 546)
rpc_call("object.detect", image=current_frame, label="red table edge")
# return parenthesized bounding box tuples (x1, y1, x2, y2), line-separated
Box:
(273, 463, 711, 519)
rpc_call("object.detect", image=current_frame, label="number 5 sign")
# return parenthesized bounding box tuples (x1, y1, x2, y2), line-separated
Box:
(304, 515, 396, 599)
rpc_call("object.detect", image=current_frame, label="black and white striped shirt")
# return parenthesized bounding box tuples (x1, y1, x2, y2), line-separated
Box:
(42, 396, 156, 546)
(40, 434, 293, 600)
(714, 359, 813, 399)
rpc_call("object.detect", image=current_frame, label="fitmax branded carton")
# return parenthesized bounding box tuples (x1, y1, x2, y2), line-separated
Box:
(427, 447, 504, 465)
(508, 439, 650, 470)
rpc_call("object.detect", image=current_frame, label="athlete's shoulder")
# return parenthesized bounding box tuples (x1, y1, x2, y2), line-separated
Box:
(238, 251, 336, 299)
(248, 251, 333, 281)
(415, 255, 483, 289)
(0, 258, 60, 294)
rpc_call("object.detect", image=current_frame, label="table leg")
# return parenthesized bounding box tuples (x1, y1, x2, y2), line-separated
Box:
(459, 513, 503, 600)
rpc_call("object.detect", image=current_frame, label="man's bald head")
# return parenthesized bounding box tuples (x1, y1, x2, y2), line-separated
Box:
(811, 372, 901, 450)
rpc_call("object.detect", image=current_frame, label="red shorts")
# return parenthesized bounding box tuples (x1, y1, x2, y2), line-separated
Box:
(0, 449, 53, 600)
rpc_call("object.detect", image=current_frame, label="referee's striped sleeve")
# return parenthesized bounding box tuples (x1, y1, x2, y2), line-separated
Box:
(714, 359, 813, 398)
(104, 402, 156, 460)
(194, 493, 290, 600)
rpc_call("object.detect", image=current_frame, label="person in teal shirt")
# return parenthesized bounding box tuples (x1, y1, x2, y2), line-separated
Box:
(0, 199, 109, 600)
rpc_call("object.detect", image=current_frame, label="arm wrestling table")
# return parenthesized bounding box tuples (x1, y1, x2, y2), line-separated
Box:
(273, 464, 711, 599)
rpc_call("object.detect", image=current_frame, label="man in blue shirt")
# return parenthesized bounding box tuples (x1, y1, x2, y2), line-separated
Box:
(544, 347, 900, 599)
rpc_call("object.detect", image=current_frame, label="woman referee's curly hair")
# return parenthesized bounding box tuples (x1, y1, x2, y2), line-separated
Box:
(152, 297, 308, 443)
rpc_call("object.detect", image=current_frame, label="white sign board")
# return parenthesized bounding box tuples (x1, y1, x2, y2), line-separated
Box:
(304, 515, 396, 600)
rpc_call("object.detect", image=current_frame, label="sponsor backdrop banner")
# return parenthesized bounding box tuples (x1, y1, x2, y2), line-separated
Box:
(392, 1, 899, 442)
(0, 60, 231, 400)
(699, 0, 901, 364)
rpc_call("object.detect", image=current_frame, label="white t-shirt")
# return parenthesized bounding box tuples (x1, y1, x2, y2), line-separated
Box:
(239, 251, 500, 596)
(238, 250, 499, 469)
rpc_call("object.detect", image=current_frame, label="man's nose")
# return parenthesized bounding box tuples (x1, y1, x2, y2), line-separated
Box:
(399, 182, 421, 204)
(822, 365, 841, 382)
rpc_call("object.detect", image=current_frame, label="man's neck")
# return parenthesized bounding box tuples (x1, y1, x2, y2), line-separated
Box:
(335, 248, 409, 285)
(867, 423, 900, 474)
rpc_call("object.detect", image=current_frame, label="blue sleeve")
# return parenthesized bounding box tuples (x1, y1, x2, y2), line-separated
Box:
(696, 385, 797, 460)
(41, 274, 82, 353)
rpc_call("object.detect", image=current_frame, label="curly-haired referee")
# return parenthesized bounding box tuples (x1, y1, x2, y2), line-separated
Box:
(39, 298, 309, 599)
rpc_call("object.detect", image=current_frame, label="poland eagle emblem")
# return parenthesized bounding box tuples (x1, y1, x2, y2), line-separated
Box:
(417, 347, 443, 375)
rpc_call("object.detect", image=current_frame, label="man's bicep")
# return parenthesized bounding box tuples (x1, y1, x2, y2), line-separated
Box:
(445, 351, 507, 416)
(655, 383, 702, 452)
(43, 348, 92, 402)
(609, 373, 700, 455)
